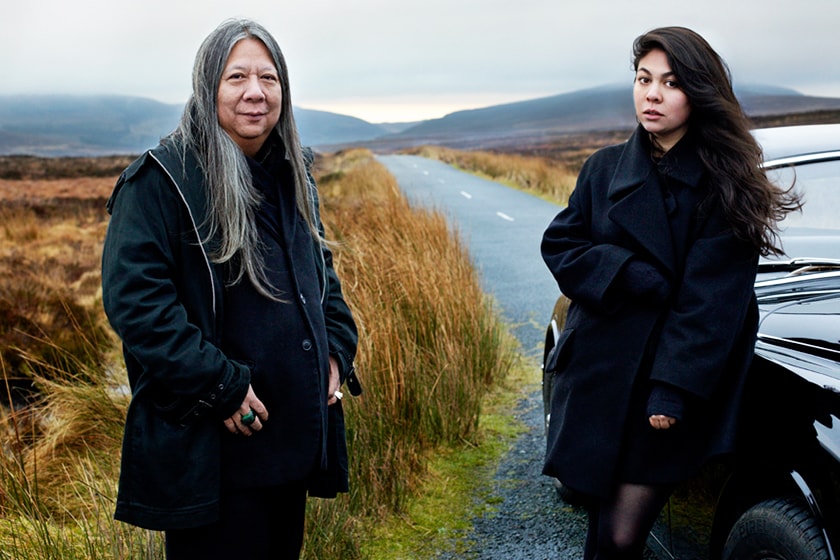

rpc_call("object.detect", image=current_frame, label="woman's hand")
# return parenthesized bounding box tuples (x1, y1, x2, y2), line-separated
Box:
(326, 356, 341, 406)
(646, 383, 684, 430)
(649, 414, 677, 430)
(223, 385, 268, 435)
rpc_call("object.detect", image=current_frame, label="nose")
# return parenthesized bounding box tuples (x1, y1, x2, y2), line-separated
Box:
(243, 75, 265, 101)
(646, 82, 662, 102)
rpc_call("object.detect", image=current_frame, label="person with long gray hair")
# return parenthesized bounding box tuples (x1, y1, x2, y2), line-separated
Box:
(102, 18, 359, 559)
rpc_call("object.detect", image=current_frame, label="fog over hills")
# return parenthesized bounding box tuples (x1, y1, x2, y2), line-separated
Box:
(2, 84, 840, 156)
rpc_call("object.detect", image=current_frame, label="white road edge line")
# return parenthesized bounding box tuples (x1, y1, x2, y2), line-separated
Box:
(497, 212, 515, 222)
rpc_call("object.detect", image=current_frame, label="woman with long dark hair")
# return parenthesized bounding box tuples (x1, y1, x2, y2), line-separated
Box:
(541, 26, 799, 559)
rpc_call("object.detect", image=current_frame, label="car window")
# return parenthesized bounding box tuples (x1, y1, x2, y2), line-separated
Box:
(767, 159, 840, 232)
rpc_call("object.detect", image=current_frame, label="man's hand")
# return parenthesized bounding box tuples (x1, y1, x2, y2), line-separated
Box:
(327, 356, 341, 406)
(223, 385, 268, 435)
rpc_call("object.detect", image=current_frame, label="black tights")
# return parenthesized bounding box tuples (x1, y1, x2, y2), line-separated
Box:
(583, 483, 672, 560)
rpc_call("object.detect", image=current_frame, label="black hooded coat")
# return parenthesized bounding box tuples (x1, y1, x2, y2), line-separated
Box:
(101, 138, 357, 530)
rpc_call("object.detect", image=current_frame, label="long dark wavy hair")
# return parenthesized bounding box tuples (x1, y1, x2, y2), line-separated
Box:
(633, 26, 801, 256)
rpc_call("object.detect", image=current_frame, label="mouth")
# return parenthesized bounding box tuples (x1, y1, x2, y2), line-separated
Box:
(643, 109, 664, 117)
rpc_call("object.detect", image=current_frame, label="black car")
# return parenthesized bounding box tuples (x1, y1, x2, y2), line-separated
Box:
(541, 123, 840, 559)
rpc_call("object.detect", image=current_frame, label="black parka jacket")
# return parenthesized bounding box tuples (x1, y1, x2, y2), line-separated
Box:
(541, 127, 758, 497)
(101, 138, 357, 530)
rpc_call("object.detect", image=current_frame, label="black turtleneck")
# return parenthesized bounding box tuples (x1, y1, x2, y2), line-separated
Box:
(219, 135, 330, 488)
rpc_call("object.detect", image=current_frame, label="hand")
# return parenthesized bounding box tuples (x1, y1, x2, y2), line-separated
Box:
(223, 385, 268, 436)
(649, 414, 677, 430)
(326, 356, 341, 406)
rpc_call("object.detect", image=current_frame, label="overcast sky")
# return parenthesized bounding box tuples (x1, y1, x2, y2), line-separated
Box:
(3, 0, 838, 123)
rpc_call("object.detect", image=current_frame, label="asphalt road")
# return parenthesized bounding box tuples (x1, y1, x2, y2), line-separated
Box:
(377, 155, 589, 559)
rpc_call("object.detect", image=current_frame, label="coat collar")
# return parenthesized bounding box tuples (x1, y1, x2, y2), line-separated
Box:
(606, 126, 706, 274)
(608, 125, 705, 199)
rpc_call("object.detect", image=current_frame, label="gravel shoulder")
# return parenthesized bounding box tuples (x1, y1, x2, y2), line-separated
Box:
(432, 386, 589, 560)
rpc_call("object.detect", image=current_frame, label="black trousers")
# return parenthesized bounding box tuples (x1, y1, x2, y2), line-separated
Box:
(165, 484, 308, 560)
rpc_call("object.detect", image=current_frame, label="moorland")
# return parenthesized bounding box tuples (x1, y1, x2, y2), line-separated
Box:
(1, 106, 838, 557)
(0, 148, 522, 558)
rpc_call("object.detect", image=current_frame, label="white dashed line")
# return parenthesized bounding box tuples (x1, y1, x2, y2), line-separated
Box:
(496, 212, 515, 222)
(460, 191, 473, 199)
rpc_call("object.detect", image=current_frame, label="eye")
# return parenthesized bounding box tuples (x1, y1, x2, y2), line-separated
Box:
(636, 76, 651, 85)
(665, 79, 680, 89)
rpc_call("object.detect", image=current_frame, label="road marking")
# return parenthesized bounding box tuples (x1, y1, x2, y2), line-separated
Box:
(497, 212, 515, 222)
(460, 191, 473, 199)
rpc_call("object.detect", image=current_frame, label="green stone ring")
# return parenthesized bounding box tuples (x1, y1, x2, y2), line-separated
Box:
(240, 410, 256, 425)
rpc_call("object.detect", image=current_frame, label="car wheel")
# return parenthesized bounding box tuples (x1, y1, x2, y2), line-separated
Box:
(721, 497, 829, 560)
(552, 478, 586, 506)
(541, 350, 554, 434)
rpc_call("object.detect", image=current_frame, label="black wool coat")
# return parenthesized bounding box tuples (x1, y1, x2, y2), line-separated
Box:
(541, 127, 758, 497)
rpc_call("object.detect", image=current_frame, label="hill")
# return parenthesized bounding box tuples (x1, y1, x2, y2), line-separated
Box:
(3, 85, 840, 156)
(0, 95, 393, 157)
(0, 95, 183, 157)
(363, 83, 840, 150)
(294, 108, 392, 145)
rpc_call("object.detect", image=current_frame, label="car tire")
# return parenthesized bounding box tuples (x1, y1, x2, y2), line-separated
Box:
(721, 497, 829, 560)
(553, 478, 587, 506)
(542, 355, 554, 434)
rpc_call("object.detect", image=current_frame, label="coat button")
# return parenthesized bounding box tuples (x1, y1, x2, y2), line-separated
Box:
(302, 339, 313, 351)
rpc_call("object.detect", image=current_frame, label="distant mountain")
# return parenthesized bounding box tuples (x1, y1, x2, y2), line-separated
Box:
(2, 85, 840, 156)
(0, 95, 393, 157)
(294, 108, 391, 145)
(379, 83, 840, 149)
(0, 95, 183, 157)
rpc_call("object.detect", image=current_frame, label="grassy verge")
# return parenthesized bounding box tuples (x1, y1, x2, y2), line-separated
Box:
(304, 149, 517, 557)
(401, 145, 577, 205)
(361, 358, 534, 559)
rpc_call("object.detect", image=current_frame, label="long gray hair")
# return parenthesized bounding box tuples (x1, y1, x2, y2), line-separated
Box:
(172, 18, 319, 299)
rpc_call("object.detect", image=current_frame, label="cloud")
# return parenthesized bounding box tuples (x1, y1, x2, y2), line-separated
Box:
(2, 0, 839, 122)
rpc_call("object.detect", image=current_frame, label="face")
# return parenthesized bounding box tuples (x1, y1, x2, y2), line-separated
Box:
(633, 48, 691, 153)
(217, 38, 282, 157)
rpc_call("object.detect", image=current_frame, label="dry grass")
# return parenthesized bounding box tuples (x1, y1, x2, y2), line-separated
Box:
(403, 145, 578, 205)
(0, 156, 135, 181)
(0, 200, 111, 398)
(0, 149, 517, 559)
(302, 150, 515, 556)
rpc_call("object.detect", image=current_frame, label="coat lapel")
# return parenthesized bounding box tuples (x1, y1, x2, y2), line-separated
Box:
(606, 128, 676, 274)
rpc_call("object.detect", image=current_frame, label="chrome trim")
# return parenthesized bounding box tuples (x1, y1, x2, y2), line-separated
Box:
(762, 150, 840, 169)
